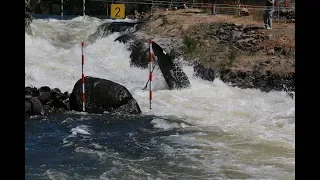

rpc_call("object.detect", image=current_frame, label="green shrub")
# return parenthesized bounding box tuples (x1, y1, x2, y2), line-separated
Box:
(183, 36, 197, 53)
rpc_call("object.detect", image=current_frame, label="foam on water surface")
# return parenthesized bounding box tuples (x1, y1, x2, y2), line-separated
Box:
(25, 17, 295, 179)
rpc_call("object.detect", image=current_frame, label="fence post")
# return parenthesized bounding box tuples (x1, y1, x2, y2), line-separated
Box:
(83, 0, 85, 17)
(212, 4, 215, 15)
(61, 0, 63, 19)
(238, 0, 241, 16)
(106, 2, 108, 17)
(277, 1, 280, 20)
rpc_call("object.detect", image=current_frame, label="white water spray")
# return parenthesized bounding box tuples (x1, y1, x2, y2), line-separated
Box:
(26, 17, 295, 179)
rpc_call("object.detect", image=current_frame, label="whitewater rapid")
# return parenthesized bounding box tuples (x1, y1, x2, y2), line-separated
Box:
(26, 17, 295, 178)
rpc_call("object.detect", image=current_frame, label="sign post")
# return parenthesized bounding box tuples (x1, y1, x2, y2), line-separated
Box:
(110, 4, 125, 19)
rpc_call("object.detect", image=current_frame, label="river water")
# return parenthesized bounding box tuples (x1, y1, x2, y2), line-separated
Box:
(25, 16, 295, 180)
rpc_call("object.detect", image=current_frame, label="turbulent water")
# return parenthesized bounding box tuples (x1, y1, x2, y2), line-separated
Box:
(25, 16, 295, 180)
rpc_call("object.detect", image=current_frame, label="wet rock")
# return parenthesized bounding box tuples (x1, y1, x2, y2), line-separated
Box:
(25, 101, 31, 114)
(51, 88, 62, 99)
(129, 39, 150, 69)
(51, 88, 69, 110)
(193, 63, 215, 81)
(63, 92, 70, 101)
(30, 97, 46, 116)
(232, 30, 242, 41)
(25, 0, 33, 35)
(38, 86, 51, 104)
(115, 33, 149, 69)
(115, 33, 135, 44)
(25, 85, 71, 117)
(69, 76, 142, 114)
(192, 58, 294, 94)
(25, 87, 33, 96)
(108, 22, 138, 33)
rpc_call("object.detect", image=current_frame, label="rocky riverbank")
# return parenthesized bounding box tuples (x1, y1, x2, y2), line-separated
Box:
(139, 9, 295, 94)
(25, 86, 70, 116)
(25, 77, 142, 117)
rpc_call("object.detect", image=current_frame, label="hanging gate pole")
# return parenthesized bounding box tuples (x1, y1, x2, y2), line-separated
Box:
(149, 39, 153, 110)
(81, 40, 85, 112)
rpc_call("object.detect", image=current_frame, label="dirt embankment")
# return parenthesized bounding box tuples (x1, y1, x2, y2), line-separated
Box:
(139, 9, 295, 93)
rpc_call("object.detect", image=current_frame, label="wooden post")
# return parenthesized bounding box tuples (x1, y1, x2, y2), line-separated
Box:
(213, 4, 216, 15)
(238, 0, 241, 16)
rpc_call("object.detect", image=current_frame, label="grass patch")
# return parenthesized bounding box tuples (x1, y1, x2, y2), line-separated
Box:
(228, 47, 238, 66)
(183, 35, 197, 53)
(162, 16, 168, 25)
(251, 10, 264, 22)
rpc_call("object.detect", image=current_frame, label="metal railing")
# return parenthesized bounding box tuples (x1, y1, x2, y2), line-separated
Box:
(90, 0, 295, 19)
(31, 0, 295, 21)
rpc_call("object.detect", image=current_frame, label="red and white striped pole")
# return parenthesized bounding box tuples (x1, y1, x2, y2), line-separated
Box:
(81, 40, 85, 112)
(149, 39, 153, 110)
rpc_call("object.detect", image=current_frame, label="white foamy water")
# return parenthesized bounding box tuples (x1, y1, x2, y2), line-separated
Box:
(26, 17, 295, 179)
(70, 125, 91, 136)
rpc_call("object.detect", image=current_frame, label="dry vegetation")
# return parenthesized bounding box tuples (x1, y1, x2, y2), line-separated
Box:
(140, 8, 295, 76)
(142, 8, 294, 36)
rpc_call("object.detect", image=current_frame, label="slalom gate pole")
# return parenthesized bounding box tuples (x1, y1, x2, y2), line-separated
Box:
(149, 39, 153, 110)
(81, 40, 85, 112)
(143, 64, 156, 90)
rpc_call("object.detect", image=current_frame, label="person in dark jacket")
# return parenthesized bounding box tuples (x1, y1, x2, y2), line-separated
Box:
(264, 0, 275, 29)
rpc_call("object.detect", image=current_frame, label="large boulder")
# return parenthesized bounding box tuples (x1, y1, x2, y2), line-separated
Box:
(115, 33, 191, 90)
(108, 22, 139, 33)
(193, 63, 215, 81)
(88, 22, 139, 44)
(115, 33, 149, 69)
(30, 97, 46, 116)
(69, 76, 141, 114)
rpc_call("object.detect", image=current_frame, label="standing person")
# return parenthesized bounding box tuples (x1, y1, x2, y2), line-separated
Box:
(264, 0, 275, 29)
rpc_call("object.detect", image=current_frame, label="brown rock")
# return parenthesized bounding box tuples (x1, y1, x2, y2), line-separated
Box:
(266, 35, 273, 40)
(281, 47, 290, 55)
(240, 8, 250, 16)
(267, 48, 275, 55)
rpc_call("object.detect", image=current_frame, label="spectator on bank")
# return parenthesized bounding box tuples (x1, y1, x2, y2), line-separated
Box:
(264, 0, 275, 30)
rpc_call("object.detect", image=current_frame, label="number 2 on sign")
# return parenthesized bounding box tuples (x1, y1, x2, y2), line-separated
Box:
(111, 4, 125, 19)
(115, 7, 120, 17)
